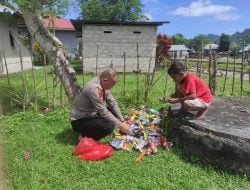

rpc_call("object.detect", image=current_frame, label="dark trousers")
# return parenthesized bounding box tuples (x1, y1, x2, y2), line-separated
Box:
(71, 116, 116, 140)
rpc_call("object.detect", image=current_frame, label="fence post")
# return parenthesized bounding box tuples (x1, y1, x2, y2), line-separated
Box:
(208, 46, 212, 93)
(43, 54, 50, 108)
(60, 67, 63, 108)
(200, 40, 203, 77)
(82, 44, 85, 85)
(2, 51, 12, 112)
(19, 47, 26, 112)
(249, 69, 250, 85)
(136, 43, 140, 106)
(222, 52, 229, 95)
(196, 54, 199, 75)
(163, 65, 168, 97)
(185, 55, 188, 68)
(96, 44, 99, 76)
(144, 55, 153, 102)
(231, 55, 236, 96)
(240, 43, 245, 96)
(31, 56, 38, 112)
(123, 52, 126, 102)
(52, 69, 56, 109)
(212, 52, 217, 95)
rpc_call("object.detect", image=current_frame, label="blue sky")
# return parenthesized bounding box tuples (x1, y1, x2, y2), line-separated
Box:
(65, 0, 250, 39)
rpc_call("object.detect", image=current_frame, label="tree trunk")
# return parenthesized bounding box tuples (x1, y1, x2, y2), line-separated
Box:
(21, 11, 80, 103)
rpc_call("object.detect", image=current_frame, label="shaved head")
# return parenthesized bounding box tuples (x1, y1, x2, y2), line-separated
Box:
(99, 68, 118, 90)
(100, 68, 117, 80)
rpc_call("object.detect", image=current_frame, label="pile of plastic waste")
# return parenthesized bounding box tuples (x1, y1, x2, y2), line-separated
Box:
(109, 106, 172, 162)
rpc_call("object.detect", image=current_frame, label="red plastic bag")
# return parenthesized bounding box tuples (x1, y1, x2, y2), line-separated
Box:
(78, 143, 113, 161)
(73, 137, 113, 161)
(73, 137, 98, 155)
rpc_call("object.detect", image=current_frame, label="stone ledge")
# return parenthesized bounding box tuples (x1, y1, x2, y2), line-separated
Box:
(168, 96, 250, 175)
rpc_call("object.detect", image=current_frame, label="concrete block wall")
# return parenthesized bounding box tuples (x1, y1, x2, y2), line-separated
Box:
(0, 18, 32, 75)
(0, 56, 32, 75)
(82, 25, 157, 73)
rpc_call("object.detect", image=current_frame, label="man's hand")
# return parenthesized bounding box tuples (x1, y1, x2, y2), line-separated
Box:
(159, 96, 169, 103)
(119, 121, 130, 134)
(168, 98, 180, 104)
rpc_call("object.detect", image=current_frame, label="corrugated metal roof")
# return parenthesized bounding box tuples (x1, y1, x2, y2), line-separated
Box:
(204, 44, 219, 50)
(71, 20, 170, 34)
(170, 45, 190, 51)
(43, 17, 75, 31)
(239, 44, 250, 52)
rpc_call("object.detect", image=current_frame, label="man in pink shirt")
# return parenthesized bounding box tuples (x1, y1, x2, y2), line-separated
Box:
(167, 61, 213, 119)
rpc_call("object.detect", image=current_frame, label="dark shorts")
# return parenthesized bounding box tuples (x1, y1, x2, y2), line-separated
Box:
(71, 116, 116, 140)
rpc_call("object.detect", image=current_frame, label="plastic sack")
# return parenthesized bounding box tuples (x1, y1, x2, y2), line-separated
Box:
(73, 137, 98, 155)
(78, 143, 113, 161)
(73, 137, 113, 161)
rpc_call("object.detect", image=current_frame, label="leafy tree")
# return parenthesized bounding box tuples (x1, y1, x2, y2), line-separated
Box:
(171, 33, 187, 45)
(243, 34, 250, 44)
(186, 38, 195, 50)
(190, 34, 208, 53)
(156, 33, 172, 65)
(81, 0, 147, 21)
(219, 33, 230, 52)
(2, 0, 80, 101)
(229, 41, 240, 56)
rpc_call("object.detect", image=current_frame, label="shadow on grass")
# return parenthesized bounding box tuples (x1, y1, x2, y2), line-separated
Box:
(55, 128, 79, 146)
(171, 146, 247, 177)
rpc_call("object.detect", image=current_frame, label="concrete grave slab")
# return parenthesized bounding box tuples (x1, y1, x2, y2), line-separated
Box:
(168, 96, 250, 175)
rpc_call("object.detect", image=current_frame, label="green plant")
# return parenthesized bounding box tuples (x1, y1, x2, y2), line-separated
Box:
(11, 74, 47, 112)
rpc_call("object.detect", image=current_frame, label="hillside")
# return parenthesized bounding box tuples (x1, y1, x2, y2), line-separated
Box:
(207, 28, 250, 44)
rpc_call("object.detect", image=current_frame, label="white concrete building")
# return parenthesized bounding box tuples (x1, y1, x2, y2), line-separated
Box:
(71, 20, 169, 73)
(204, 43, 219, 55)
(169, 45, 190, 59)
(0, 5, 32, 75)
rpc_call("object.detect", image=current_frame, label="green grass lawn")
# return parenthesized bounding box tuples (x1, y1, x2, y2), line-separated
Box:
(2, 109, 250, 190)
(1, 65, 250, 189)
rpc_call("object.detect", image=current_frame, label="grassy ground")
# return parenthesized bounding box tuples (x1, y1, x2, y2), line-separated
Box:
(1, 65, 250, 189)
(0, 118, 7, 190)
(2, 109, 250, 190)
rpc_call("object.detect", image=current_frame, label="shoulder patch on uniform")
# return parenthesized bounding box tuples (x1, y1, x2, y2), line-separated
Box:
(97, 87, 104, 102)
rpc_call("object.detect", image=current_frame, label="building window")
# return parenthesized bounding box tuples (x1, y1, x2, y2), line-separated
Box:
(133, 31, 141, 34)
(9, 32, 15, 47)
(104, 31, 112, 33)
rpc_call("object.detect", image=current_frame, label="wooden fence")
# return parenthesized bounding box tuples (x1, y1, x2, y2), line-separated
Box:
(0, 50, 250, 115)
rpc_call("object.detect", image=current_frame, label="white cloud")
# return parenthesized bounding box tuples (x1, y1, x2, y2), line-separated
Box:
(171, 0, 239, 21)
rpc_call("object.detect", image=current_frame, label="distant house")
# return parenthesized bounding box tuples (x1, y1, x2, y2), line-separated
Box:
(169, 45, 190, 59)
(204, 43, 219, 55)
(43, 17, 78, 57)
(0, 5, 32, 75)
(71, 20, 169, 73)
(239, 44, 250, 53)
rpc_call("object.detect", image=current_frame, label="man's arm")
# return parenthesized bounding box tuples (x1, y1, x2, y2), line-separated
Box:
(105, 90, 124, 121)
(87, 86, 121, 124)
